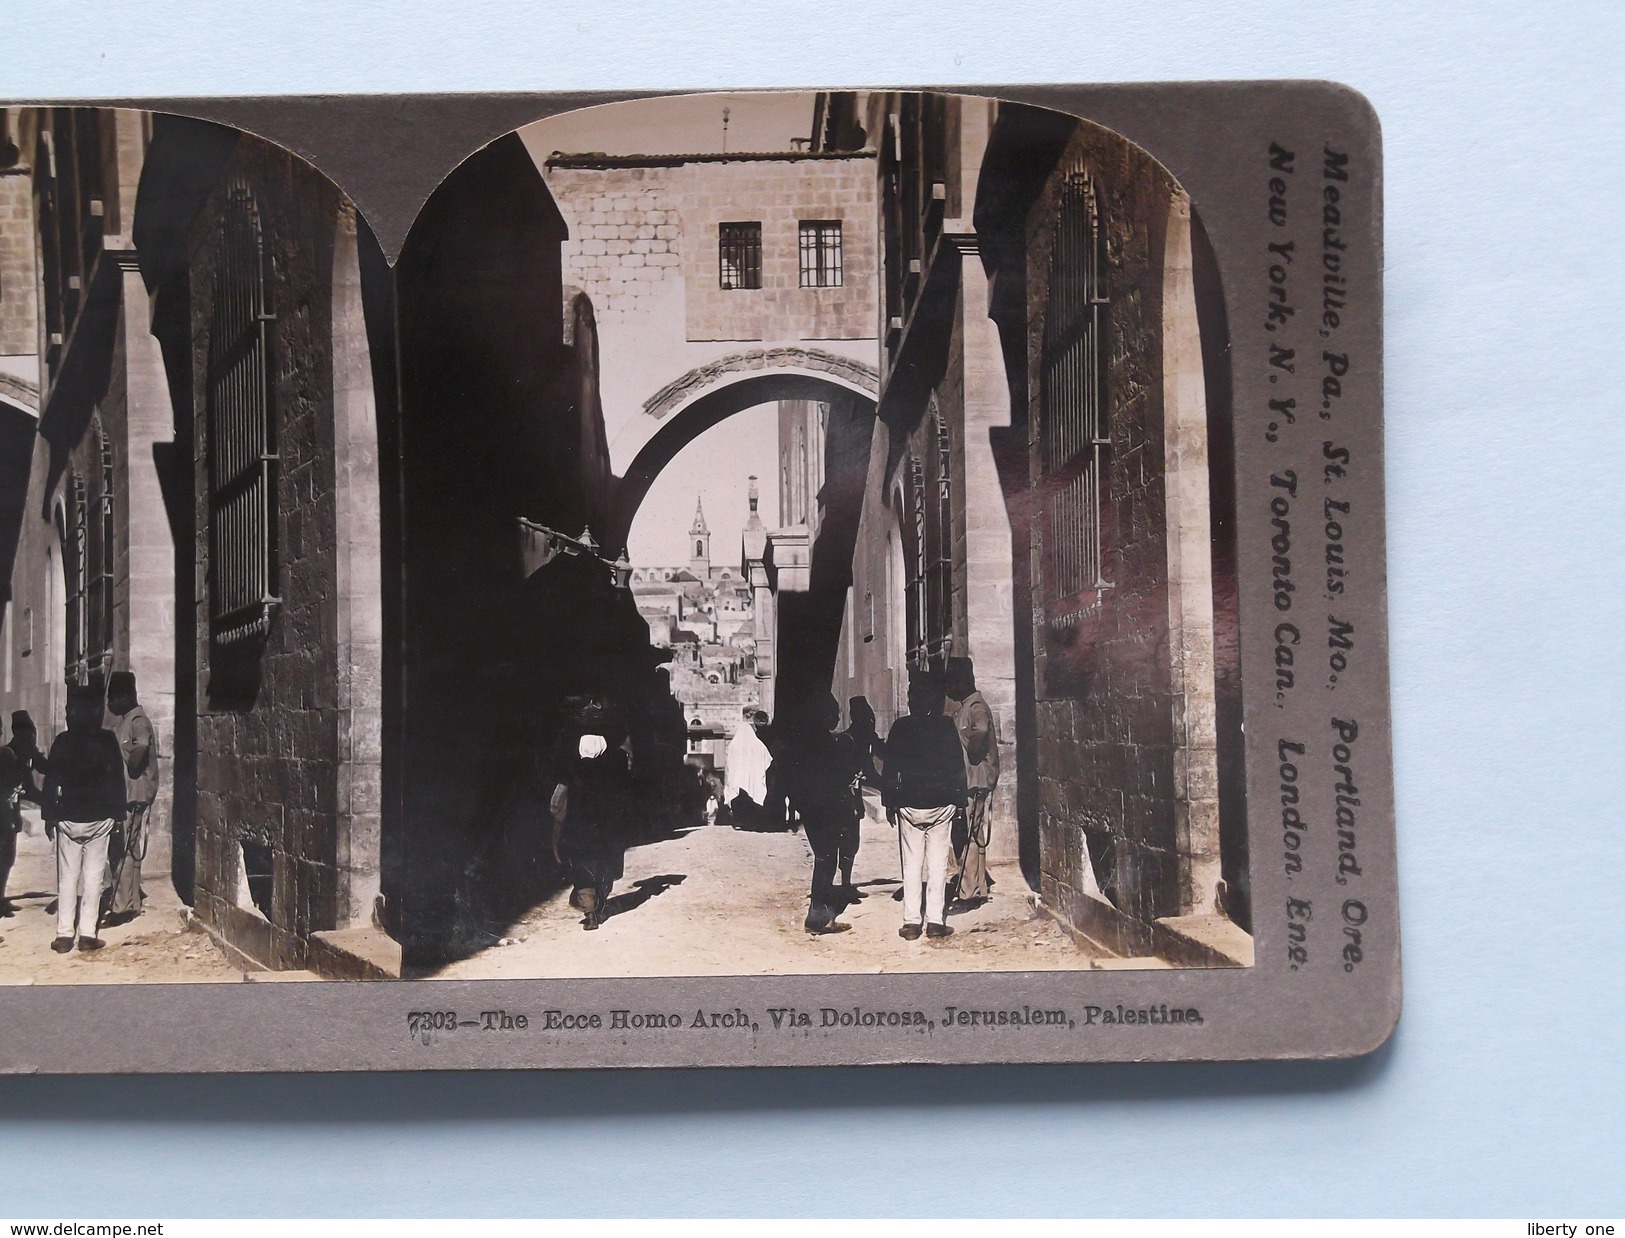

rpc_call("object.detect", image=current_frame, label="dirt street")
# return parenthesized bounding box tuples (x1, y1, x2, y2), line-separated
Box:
(429, 810, 1112, 980)
(1, 809, 1124, 985)
(0, 820, 241, 986)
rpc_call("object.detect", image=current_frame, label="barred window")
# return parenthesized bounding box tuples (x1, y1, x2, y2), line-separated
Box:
(205, 181, 279, 647)
(798, 220, 843, 287)
(86, 423, 114, 673)
(63, 474, 87, 683)
(1039, 170, 1109, 599)
(904, 455, 928, 669)
(930, 407, 952, 656)
(718, 222, 761, 290)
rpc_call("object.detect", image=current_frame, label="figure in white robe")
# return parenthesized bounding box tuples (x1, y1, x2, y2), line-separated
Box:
(724, 709, 772, 824)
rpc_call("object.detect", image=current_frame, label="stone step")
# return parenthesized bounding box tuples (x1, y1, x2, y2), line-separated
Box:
(1152, 913, 1255, 968)
(307, 925, 403, 980)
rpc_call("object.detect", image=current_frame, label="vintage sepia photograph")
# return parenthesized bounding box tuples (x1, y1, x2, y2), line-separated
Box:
(0, 90, 1253, 990)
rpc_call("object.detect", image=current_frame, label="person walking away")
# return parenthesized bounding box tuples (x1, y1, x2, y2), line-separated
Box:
(549, 694, 632, 931)
(723, 707, 773, 829)
(944, 657, 999, 909)
(882, 671, 968, 940)
(835, 696, 881, 899)
(42, 685, 127, 953)
(103, 672, 157, 923)
(845, 696, 884, 787)
(776, 694, 860, 934)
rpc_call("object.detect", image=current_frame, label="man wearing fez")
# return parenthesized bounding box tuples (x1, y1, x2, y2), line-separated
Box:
(881, 670, 967, 940)
(104, 671, 158, 922)
(42, 685, 127, 952)
(944, 656, 999, 909)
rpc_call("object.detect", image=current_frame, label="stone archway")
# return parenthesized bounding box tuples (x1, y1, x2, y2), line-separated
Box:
(611, 367, 878, 725)
(611, 363, 877, 552)
(640, 347, 878, 423)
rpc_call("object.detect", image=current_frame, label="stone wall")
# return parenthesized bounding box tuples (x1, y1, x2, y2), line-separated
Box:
(0, 123, 52, 747)
(832, 418, 909, 734)
(0, 432, 63, 750)
(828, 99, 1021, 858)
(393, 134, 664, 961)
(1159, 194, 1222, 918)
(114, 252, 180, 880)
(185, 138, 354, 969)
(329, 205, 384, 929)
(0, 122, 45, 742)
(1020, 124, 1210, 952)
(936, 260, 1022, 858)
(0, 109, 179, 876)
(541, 153, 878, 475)
(831, 285, 1020, 857)
(0, 148, 38, 380)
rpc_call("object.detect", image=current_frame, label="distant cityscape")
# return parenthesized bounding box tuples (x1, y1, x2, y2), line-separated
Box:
(631, 493, 762, 775)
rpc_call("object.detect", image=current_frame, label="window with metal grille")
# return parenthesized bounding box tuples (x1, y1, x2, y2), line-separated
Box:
(718, 221, 761, 290)
(798, 220, 843, 287)
(930, 407, 953, 656)
(63, 474, 87, 683)
(904, 455, 929, 669)
(85, 423, 114, 675)
(1039, 170, 1109, 600)
(205, 181, 279, 647)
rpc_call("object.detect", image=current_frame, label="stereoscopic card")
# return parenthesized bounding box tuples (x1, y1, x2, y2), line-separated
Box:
(0, 82, 1395, 1071)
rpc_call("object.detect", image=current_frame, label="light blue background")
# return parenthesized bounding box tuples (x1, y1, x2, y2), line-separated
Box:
(3, 0, 1621, 1217)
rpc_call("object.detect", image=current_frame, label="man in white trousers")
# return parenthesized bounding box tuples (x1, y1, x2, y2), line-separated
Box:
(881, 672, 968, 941)
(42, 684, 128, 953)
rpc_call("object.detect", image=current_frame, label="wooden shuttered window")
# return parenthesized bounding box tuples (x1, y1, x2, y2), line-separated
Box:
(205, 181, 279, 647)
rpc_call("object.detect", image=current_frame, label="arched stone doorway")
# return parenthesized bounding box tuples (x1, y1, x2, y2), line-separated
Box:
(612, 360, 877, 550)
(612, 370, 877, 726)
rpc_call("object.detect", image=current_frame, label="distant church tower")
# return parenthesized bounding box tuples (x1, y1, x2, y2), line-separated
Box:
(688, 496, 711, 577)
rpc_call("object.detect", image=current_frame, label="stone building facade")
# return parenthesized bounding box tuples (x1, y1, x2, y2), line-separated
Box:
(996, 116, 1244, 953)
(0, 94, 1246, 974)
(529, 137, 884, 729)
(132, 120, 670, 970)
(533, 149, 879, 479)
(778, 398, 827, 542)
(132, 115, 385, 969)
(820, 92, 1249, 959)
(0, 106, 178, 878)
(0, 107, 48, 745)
(822, 93, 1022, 854)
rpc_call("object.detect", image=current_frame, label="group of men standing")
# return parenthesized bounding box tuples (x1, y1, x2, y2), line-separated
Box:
(530, 658, 1001, 943)
(0, 672, 159, 954)
(721, 655, 1002, 940)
